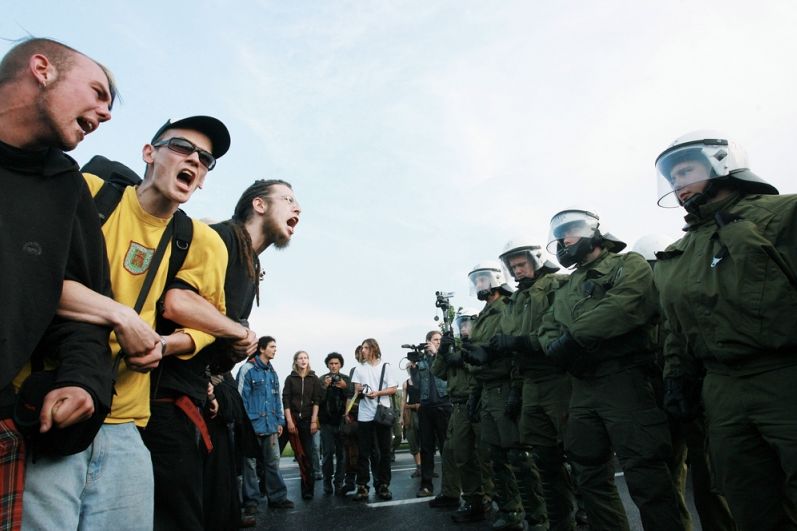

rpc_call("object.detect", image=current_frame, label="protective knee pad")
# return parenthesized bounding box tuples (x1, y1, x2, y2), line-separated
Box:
(507, 448, 533, 470)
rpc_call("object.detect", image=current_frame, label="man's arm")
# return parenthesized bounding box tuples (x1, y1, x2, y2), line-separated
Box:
(162, 223, 234, 358)
(57, 280, 175, 371)
(162, 288, 256, 357)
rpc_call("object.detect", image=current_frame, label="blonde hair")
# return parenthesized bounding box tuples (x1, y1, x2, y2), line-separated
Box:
(292, 350, 311, 375)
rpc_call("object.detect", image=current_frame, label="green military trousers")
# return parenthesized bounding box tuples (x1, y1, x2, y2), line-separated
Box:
(703, 366, 797, 531)
(564, 367, 683, 531)
(482, 382, 548, 529)
(521, 375, 575, 531)
(446, 402, 485, 505)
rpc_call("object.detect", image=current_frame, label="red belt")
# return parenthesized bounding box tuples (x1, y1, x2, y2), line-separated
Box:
(153, 396, 213, 453)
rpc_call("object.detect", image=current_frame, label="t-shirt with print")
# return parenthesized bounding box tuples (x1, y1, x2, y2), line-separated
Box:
(83, 173, 228, 427)
(351, 361, 397, 422)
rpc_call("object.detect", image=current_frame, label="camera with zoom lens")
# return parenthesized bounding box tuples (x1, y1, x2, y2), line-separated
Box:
(329, 374, 341, 385)
(402, 342, 427, 363)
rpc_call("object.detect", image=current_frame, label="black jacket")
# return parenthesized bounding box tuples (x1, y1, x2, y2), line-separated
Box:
(318, 372, 350, 425)
(0, 140, 113, 413)
(282, 371, 322, 420)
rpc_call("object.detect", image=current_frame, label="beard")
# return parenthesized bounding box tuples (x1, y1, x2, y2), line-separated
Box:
(262, 212, 291, 249)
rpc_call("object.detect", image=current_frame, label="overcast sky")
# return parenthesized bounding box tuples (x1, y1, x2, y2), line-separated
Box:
(5, 1, 796, 380)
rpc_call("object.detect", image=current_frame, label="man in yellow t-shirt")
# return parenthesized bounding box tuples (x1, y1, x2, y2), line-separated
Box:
(23, 115, 231, 531)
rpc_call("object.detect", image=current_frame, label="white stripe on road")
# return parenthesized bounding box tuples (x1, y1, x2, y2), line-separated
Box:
(367, 497, 434, 508)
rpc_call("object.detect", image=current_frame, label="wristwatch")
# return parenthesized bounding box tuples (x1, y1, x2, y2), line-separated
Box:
(159, 336, 168, 356)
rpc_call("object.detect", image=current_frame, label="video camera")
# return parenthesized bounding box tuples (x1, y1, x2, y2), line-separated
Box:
(435, 291, 454, 312)
(401, 343, 427, 363)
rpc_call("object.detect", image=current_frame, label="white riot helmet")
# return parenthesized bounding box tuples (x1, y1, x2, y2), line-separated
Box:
(454, 308, 479, 338)
(498, 239, 559, 281)
(468, 260, 513, 301)
(631, 234, 674, 262)
(655, 130, 777, 209)
(546, 208, 626, 268)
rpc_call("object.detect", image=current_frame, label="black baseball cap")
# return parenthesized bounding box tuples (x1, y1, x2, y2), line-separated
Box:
(151, 115, 231, 159)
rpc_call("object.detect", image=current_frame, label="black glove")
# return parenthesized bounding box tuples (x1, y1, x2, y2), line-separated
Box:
(489, 334, 530, 354)
(461, 343, 495, 366)
(466, 390, 481, 423)
(439, 333, 455, 356)
(504, 386, 522, 420)
(663, 374, 702, 421)
(545, 330, 583, 371)
(714, 211, 743, 228)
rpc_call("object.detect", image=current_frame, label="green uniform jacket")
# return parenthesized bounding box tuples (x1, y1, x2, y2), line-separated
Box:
(470, 296, 512, 384)
(655, 192, 797, 378)
(539, 250, 657, 373)
(431, 346, 474, 402)
(499, 274, 569, 381)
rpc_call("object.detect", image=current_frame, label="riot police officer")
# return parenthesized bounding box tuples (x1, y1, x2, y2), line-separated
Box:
(490, 240, 575, 531)
(538, 208, 683, 531)
(653, 130, 797, 531)
(461, 261, 540, 531)
(432, 308, 493, 523)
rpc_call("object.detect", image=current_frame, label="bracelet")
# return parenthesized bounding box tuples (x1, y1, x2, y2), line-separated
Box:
(159, 336, 168, 356)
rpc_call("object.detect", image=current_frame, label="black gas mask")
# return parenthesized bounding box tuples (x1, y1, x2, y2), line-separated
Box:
(556, 237, 597, 268)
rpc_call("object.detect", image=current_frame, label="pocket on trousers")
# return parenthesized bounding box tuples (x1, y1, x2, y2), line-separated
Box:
(628, 407, 671, 461)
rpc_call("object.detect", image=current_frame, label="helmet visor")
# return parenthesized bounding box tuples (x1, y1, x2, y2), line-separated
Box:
(468, 269, 499, 295)
(546, 211, 598, 253)
(655, 143, 726, 207)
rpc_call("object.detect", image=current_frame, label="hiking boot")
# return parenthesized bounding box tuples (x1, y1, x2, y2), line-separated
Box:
(377, 484, 393, 500)
(352, 485, 369, 501)
(429, 495, 460, 509)
(451, 503, 486, 524)
(416, 486, 433, 498)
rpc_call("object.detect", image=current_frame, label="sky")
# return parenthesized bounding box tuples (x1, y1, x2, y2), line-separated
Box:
(4, 1, 796, 380)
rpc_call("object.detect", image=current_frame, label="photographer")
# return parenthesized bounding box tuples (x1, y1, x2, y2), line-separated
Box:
(351, 339, 397, 502)
(319, 352, 350, 495)
(413, 331, 458, 504)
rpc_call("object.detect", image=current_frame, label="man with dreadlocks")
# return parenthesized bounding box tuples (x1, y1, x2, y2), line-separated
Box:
(158, 179, 301, 528)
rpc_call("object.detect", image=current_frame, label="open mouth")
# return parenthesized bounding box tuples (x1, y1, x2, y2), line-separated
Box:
(76, 117, 95, 135)
(287, 216, 299, 233)
(176, 169, 196, 188)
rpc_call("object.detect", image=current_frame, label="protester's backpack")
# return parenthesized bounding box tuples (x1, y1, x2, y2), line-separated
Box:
(81, 156, 194, 290)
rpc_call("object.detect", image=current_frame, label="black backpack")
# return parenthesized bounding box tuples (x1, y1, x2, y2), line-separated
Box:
(80, 155, 194, 304)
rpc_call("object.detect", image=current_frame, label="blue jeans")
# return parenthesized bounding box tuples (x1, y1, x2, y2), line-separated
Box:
(23, 422, 154, 530)
(242, 433, 288, 506)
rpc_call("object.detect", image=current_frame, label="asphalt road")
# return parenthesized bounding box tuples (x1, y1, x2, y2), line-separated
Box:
(246, 451, 703, 531)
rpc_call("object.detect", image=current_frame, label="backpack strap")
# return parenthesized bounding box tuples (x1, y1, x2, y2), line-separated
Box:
(166, 209, 193, 286)
(93, 181, 126, 226)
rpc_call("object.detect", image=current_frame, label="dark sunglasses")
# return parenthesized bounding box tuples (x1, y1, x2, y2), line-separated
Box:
(152, 137, 216, 170)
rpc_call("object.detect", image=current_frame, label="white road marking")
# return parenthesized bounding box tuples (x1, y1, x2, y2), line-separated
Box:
(367, 497, 434, 508)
